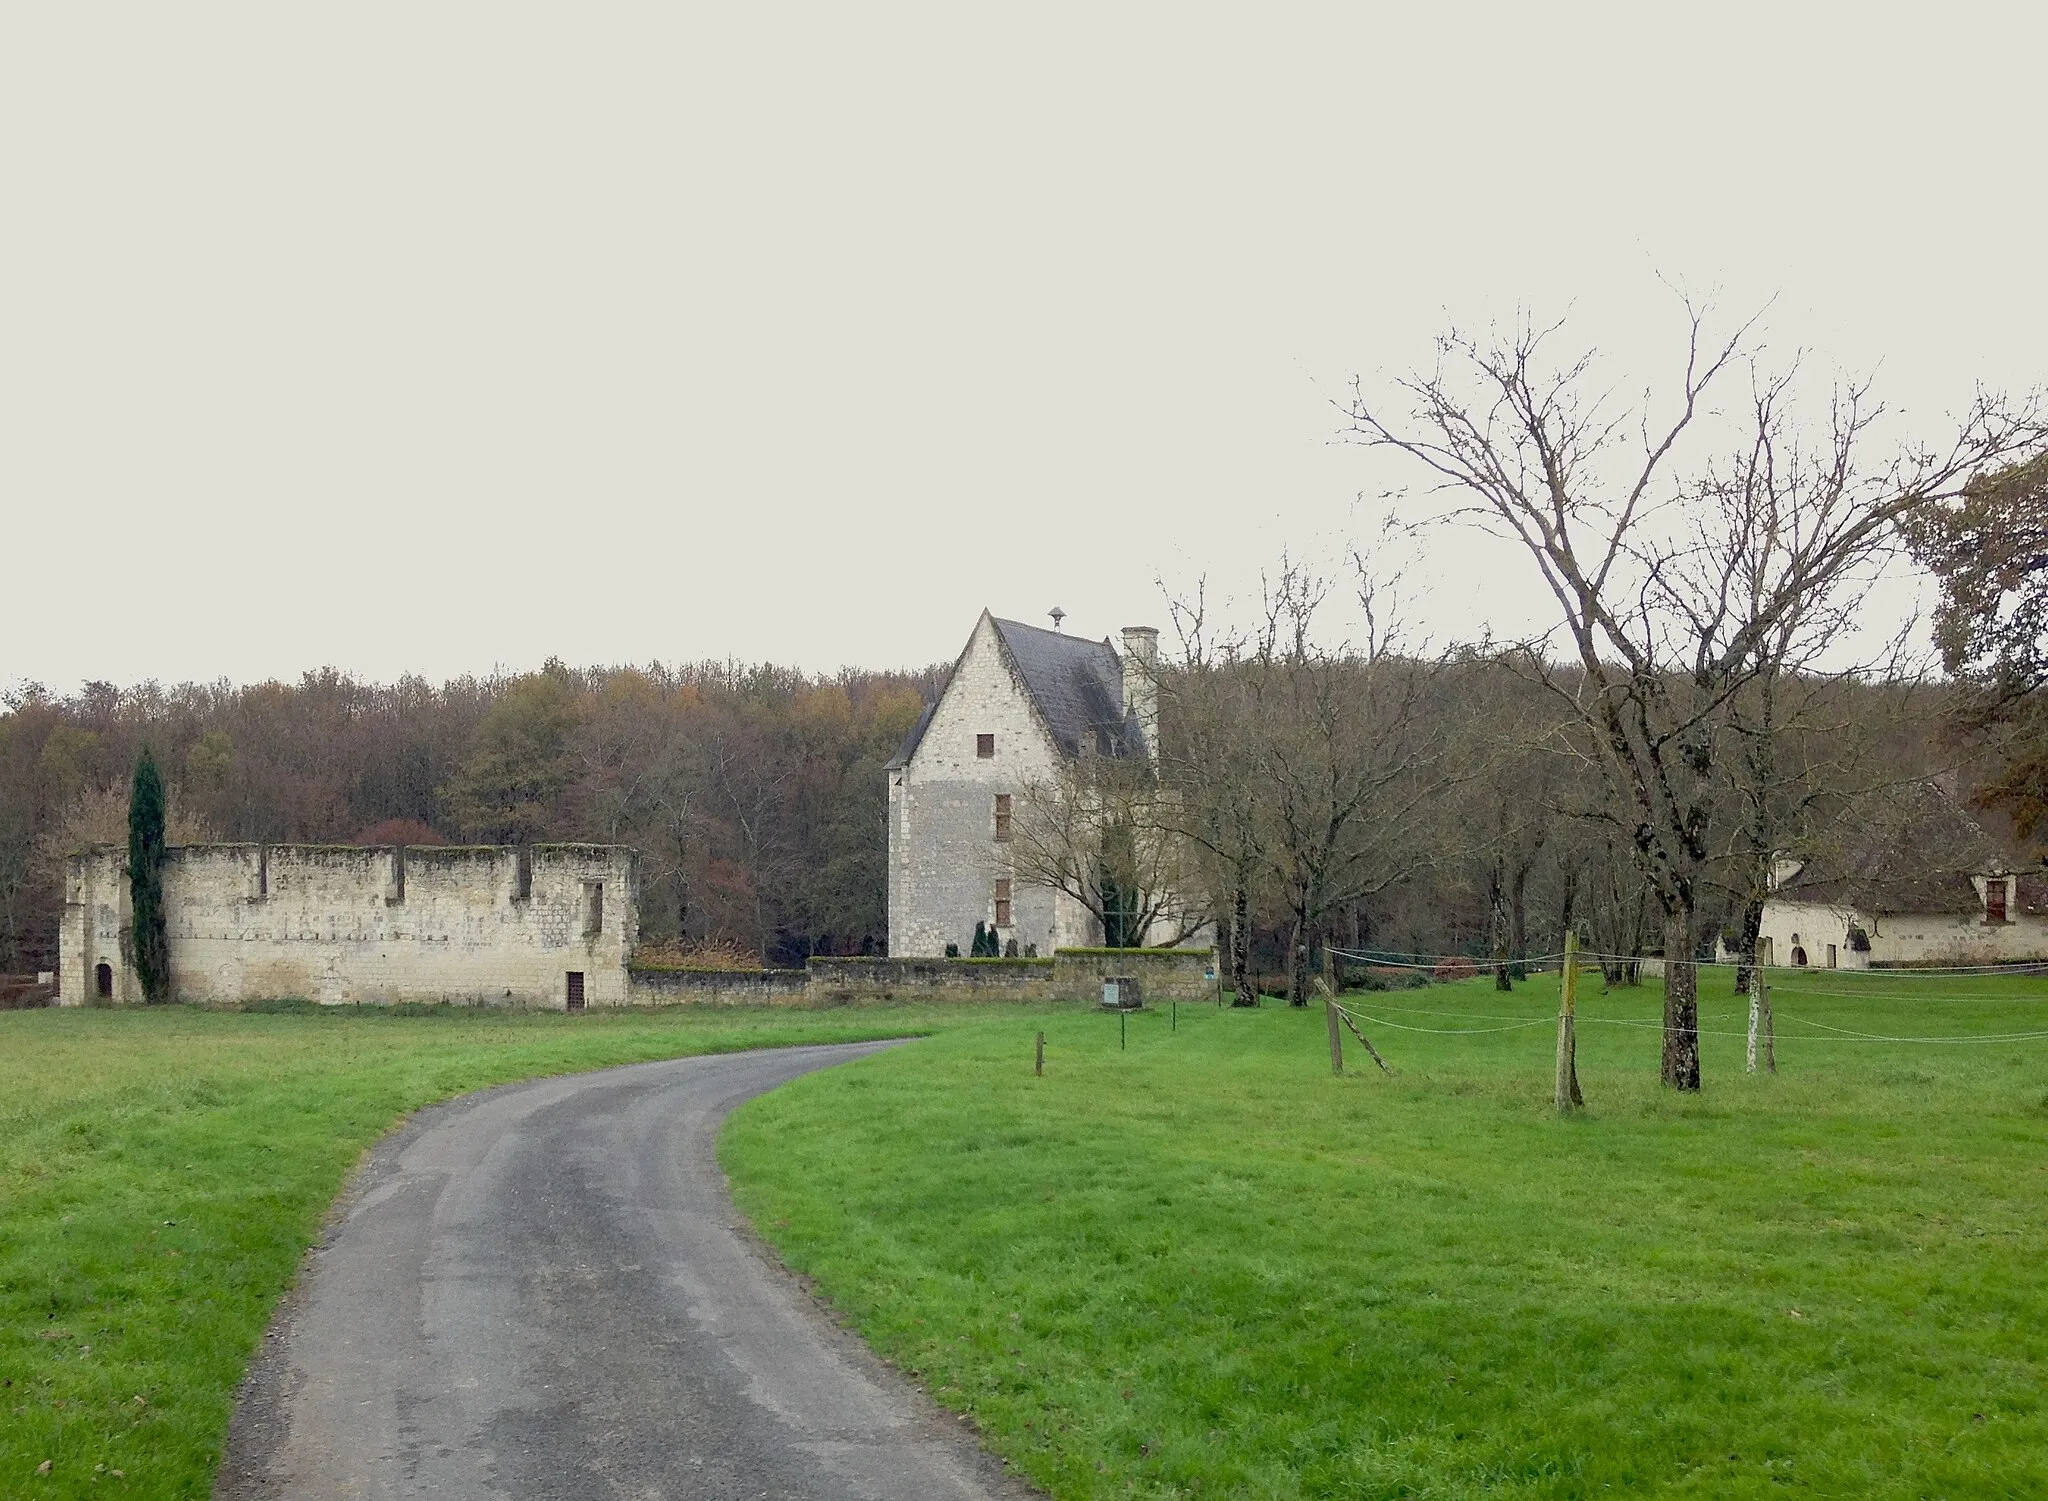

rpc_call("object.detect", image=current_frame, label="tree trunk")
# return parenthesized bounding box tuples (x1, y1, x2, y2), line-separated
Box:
(1287, 913, 1310, 1007)
(1490, 871, 1513, 992)
(1661, 907, 1701, 1091)
(1746, 964, 1762, 1073)
(1508, 857, 1533, 968)
(1732, 894, 1763, 994)
(1230, 881, 1257, 1007)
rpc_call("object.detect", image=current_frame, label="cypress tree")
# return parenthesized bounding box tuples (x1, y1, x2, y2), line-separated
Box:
(972, 920, 989, 958)
(129, 750, 171, 1003)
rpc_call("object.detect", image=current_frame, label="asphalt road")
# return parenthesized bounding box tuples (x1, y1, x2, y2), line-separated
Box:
(218, 1042, 1038, 1500)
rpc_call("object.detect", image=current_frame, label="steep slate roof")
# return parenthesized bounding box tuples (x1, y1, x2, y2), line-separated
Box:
(1777, 783, 2018, 915)
(883, 613, 1142, 769)
(883, 701, 936, 771)
(990, 617, 1140, 758)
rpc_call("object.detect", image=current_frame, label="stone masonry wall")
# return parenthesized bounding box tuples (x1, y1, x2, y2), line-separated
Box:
(623, 949, 1217, 1007)
(626, 968, 810, 1006)
(808, 956, 1057, 1003)
(1050, 947, 1217, 1002)
(62, 843, 637, 1008)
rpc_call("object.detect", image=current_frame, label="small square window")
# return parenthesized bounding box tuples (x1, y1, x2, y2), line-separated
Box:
(994, 793, 1012, 841)
(976, 733, 995, 759)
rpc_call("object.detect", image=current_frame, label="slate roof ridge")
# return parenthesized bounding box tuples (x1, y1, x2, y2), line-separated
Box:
(989, 616, 1136, 758)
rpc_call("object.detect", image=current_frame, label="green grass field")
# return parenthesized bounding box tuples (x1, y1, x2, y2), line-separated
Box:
(0, 1001, 955, 1499)
(722, 971, 2048, 1499)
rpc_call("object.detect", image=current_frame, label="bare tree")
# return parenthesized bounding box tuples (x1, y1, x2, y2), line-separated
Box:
(1158, 593, 1269, 1004)
(1349, 307, 2041, 1087)
(1245, 558, 1458, 1005)
(1009, 751, 1209, 950)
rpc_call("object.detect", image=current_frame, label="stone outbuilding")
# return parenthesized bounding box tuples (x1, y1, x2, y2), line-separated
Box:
(61, 843, 636, 1008)
(1755, 791, 2048, 969)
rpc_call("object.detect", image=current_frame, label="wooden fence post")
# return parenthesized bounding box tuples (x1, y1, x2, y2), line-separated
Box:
(1555, 930, 1583, 1111)
(1035, 1030, 1044, 1077)
(1326, 995, 1343, 1076)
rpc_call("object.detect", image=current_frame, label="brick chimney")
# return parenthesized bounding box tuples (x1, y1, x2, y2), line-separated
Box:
(1121, 626, 1160, 762)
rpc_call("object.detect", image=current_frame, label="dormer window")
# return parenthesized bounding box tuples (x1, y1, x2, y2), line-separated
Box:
(977, 734, 995, 759)
(1986, 877, 2008, 924)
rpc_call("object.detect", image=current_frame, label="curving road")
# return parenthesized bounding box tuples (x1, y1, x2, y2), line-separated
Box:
(218, 1042, 1037, 1500)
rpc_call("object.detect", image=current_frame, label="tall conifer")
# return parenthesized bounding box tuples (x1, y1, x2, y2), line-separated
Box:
(129, 750, 171, 1003)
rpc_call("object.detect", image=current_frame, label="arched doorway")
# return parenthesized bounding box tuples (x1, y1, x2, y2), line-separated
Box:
(95, 962, 114, 999)
(1791, 946, 1808, 967)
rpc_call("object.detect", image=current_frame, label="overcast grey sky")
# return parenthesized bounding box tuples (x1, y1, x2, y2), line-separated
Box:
(4, 3, 2042, 692)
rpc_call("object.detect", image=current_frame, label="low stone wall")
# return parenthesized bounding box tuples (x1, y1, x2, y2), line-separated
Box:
(621, 949, 1218, 1007)
(1050, 947, 1217, 1002)
(626, 968, 808, 1006)
(805, 957, 1055, 1004)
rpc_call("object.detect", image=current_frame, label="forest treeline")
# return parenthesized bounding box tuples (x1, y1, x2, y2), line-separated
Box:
(0, 661, 940, 974)
(0, 644, 1982, 987)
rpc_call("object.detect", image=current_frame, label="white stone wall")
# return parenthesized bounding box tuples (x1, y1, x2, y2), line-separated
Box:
(888, 615, 1098, 957)
(1759, 885, 2048, 970)
(61, 843, 637, 1007)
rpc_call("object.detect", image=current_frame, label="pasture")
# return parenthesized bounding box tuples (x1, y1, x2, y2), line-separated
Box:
(5, 972, 2044, 1499)
(0, 1001, 952, 1497)
(723, 969, 2048, 1499)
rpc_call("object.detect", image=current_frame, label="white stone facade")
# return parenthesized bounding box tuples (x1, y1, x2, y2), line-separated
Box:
(61, 843, 637, 1008)
(1758, 878, 2048, 970)
(887, 613, 1103, 957)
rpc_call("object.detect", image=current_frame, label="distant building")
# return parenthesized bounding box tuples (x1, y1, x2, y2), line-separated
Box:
(1754, 791, 2048, 969)
(61, 843, 636, 1008)
(885, 610, 1171, 959)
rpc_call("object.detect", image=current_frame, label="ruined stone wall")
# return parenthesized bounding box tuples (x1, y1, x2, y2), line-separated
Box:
(62, 843, 637, 1008)
(888, 614, 1098, 958)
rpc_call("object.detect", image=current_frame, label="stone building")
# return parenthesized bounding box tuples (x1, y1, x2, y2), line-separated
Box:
(885, 610, 1174, 958)
(1759, 857, 2047, 970)
(1753, 789, 2048, 969)
(61, 843, 636, 1008)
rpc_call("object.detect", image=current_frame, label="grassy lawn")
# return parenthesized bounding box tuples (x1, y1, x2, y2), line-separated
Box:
(0, 1000, 961, 1499)
(722, 971, 2048, 1499)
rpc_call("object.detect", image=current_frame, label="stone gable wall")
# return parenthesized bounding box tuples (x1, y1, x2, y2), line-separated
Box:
(61, 843, 637, 1008)
(889, 614, 1097, 957)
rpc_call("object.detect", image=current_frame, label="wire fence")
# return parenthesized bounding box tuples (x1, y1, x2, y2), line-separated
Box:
(1325, 974, 2048, 1051)
(1328, 944, 2048, 980)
